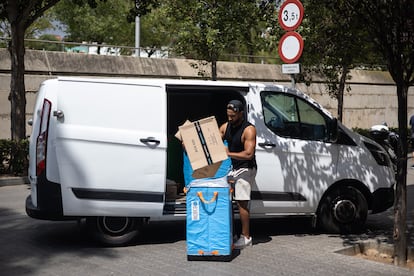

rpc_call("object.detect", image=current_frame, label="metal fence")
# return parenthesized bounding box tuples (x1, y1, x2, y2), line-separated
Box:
(0, 37, 281, 64)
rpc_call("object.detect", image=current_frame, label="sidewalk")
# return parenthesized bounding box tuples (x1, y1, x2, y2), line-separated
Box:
(0, 175, 29, 187)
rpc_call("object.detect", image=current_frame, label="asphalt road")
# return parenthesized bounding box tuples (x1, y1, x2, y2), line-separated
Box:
(0, 167, 413, 276)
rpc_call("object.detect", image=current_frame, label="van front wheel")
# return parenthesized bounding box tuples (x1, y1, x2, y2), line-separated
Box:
(86, 216, 142, 246)
(317, 186, 368, 234)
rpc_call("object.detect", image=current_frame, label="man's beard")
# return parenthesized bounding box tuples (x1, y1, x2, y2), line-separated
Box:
(229, 118, 242, 127)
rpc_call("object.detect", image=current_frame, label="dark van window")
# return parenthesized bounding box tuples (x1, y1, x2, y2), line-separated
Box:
(261, 91, 328, 141)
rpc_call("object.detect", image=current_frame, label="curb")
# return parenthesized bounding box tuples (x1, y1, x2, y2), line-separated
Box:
(336, 241, 414, 260)
(0, 176, 29, 187)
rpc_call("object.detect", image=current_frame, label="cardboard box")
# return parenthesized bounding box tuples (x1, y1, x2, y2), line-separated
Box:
(176, 116, 228, 179)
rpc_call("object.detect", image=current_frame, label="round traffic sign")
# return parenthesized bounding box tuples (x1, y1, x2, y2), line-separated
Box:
(278, 31, 304, 64)
(278, 0, 304, 31)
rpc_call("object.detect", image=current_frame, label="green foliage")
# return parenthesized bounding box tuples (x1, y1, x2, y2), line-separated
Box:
(127, 0, 159, 20)
(0, 139, 29, 176)
(350, 0, 414, 86)
(27, 34, 63, 51)
(0, 1, 62, 29)
(301, 0, 365, 97)
(52, 0, 135, 47)
(137, 3, 175, 57)
(162, 0, 277, 78)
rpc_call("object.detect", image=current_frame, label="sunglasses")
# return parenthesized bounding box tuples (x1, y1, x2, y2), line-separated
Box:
(227, 104, 242, 112)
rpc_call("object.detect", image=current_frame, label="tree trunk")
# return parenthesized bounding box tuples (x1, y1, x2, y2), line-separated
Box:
(393, 82, 408, 266)
(8, 21, 27, 141)
(211, 59, 217, 81)
(337, 65, 347, 123)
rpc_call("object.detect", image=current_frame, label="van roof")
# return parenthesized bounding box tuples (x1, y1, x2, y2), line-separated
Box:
(47, 76, 333, 118)
(54, 76, 271, 87)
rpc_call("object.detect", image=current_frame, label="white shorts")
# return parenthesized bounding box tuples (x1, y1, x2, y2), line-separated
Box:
(228, 167, 257, 201)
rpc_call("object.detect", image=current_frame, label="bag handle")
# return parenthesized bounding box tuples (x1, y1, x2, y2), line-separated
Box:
(197, 191, 218, 204)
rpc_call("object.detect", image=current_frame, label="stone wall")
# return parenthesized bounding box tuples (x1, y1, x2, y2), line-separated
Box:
(0, 49, 413, 139)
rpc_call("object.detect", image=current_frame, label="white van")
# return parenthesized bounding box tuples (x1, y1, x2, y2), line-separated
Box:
(26, 77, 394, 246)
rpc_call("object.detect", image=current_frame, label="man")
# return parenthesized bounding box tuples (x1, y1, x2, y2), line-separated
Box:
(220, 99, 257, 249)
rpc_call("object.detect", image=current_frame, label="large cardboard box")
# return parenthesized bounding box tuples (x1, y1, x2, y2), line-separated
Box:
(176, 116, 228, 179)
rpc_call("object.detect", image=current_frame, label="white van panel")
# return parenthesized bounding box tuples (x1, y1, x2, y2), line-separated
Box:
(28, 85, 46, 207)
(29, 80, 60, 206)
(54, 80, 166, 217)
(284, 138, 338, 210)
(247, 84, 339, 214)
(335, 131, 395, 191)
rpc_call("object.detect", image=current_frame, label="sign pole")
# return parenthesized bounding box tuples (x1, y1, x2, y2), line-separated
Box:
(135, 15, 140, 57)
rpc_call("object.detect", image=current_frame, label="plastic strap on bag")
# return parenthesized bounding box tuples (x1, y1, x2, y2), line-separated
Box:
(197, 191, 218, 204)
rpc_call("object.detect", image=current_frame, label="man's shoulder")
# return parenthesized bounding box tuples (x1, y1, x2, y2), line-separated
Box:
(246, 121, 256, 129)
(243, 122, 257, 136)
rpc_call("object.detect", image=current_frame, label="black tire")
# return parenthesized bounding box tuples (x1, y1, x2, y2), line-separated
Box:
(86, 216, 141, 246)
(317, 186, 368, 234)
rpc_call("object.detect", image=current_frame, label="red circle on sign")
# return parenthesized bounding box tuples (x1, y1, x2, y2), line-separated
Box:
(278, 31, 304, 64)
(278, 0, 304, 31)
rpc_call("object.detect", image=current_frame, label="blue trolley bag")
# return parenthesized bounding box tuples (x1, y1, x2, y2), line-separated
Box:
(186, 177, 233, 261)
(183, 143, 233, 261)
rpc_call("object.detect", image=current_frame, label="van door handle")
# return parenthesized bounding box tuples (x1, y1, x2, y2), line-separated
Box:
(258, 142, 276, 148)
(53, 110, 64, 119)
(140, 137, 160, 145)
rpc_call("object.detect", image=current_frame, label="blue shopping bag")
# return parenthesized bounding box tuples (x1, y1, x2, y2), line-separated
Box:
(186, 184, 233, 259)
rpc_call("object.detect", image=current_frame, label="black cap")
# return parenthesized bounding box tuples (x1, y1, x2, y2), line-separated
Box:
(227, 100, 244, 112)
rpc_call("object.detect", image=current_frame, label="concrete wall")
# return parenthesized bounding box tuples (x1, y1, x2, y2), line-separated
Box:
(0, 49, 413, 139)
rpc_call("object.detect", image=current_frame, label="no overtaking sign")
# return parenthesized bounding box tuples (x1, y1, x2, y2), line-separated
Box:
(278, 31, 304, 64)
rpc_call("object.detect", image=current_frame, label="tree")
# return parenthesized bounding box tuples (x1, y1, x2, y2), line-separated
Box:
(137, 3, 175, 57)
(347, 0, 414, 266)
(1, 10, 55, 41)
(0, 0, 62, 142)
(52, 0, 172, 57)
(53, 0, 135, 54)
(301, 0, 380, 122)
(0, 0, 114, 144)
(27, 34, 63, 51)
(164, 0, 276, 80)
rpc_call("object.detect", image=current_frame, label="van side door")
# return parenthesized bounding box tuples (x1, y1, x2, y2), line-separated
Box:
(54, 80, 166, 217)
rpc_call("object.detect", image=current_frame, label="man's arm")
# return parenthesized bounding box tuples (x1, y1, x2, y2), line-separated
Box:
(219, 122, 228, 139)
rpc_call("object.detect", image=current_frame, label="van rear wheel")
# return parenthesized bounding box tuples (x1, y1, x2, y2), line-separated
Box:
(86, 216, 142, 246)
(317, 186, 368, 234)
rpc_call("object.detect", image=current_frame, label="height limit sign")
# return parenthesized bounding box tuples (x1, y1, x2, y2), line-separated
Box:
(278, 0, 304, 71)
(278, 0, 304, 31)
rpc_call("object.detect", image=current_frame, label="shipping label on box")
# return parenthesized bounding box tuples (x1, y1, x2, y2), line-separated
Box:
(177, 116, 228, 178)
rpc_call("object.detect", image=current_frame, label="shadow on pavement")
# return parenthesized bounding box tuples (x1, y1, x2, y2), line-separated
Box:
(0, 208, 120, 275)
(340, 184, 414, 249)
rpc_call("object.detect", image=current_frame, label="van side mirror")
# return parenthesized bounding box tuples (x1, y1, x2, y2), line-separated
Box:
(329, 118, 338, 143)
